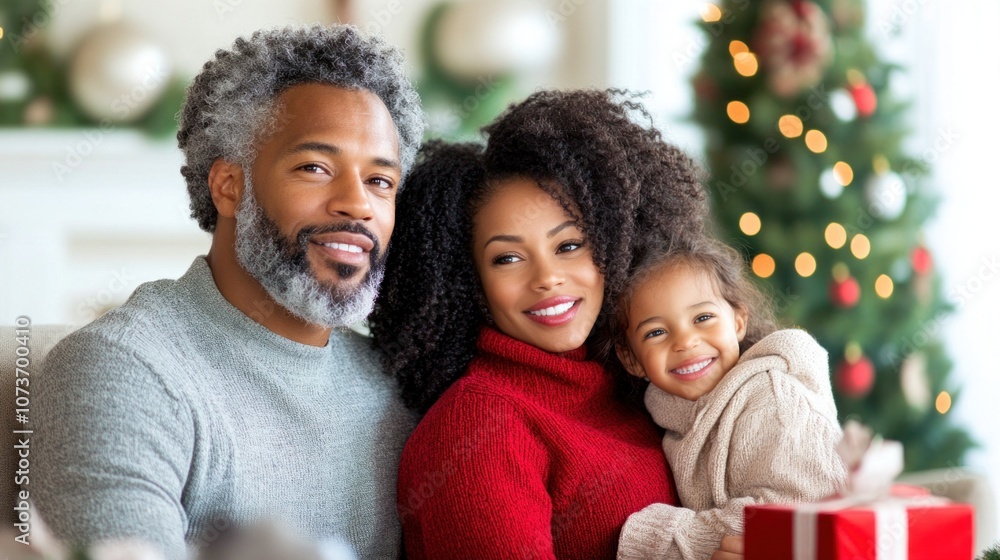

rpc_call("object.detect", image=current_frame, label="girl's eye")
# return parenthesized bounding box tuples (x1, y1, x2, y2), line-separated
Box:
(643, 328, 666, 340)
(492, 253, 522, 266)
(695, 314, 714, 323)
(557, 240, 584, 254)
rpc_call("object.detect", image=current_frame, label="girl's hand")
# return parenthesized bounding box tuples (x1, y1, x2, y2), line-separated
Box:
(711, 535, 744, 560)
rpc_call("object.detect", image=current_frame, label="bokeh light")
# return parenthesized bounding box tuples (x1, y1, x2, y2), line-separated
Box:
(833, 161, 854, 186)
(936, 391, 952, 414)
(875, 274, 894, 298)
(805, 130, 828, 153)
(752, 254, 776, 278)
(778, 115, 804, 138)
(851, 234, 871, 259)
(739, 212, 762, 235)
(702, 4, 722, 22)
(795, 252, 817, 277)
(825, 223, 847, 249)
(734, 52, 758, 77)
(727, 101, 750, 124)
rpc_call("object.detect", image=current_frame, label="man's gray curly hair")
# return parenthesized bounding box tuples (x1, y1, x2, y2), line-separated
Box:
(177, 24, 425, 233)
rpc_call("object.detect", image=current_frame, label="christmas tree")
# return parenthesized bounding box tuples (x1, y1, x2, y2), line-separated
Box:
(691, 0, 974, 471)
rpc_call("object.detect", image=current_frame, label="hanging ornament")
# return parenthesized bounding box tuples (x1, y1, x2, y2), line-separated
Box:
(0, 70, 31, 102)
(900, 353, 931, 410)
(864, 171, 907, 220)
(848, 82, 877, 117)
(819, 167, 844, 198)
(836, 343, 875, 398)
(433, 0, 560, 79)
(912, 246, 933, 275)
(829, 89, 857, 121)
(829, 264, 860, 308)
(68, 23, 173, 123)
(753, 0, 833, 97)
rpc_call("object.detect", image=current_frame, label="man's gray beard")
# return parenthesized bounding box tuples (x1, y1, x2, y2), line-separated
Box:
(233, 183, 385, 329)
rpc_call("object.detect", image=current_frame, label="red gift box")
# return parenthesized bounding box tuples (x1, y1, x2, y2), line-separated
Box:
(745, 487, 974, 560)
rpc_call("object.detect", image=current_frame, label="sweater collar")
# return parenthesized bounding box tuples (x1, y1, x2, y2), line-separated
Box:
(474, 327, 611, 403)
(644, 384, 698, 435)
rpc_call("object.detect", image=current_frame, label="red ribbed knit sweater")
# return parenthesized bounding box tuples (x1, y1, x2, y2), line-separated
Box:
(397, 327, 678, 559)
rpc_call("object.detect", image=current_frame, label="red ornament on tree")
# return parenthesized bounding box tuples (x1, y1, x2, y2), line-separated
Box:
(849, 83, 877, 117)
(912, 246, 933, 275)
(836, 343, 875, 398)
(829, 275, 861, 307)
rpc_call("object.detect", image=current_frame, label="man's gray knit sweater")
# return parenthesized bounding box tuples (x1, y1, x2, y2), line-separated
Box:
(32, 257, 414, 559)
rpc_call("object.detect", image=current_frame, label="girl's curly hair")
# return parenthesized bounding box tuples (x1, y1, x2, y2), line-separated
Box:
(371, 89, 709, 413)
(177, 24, 424, 233)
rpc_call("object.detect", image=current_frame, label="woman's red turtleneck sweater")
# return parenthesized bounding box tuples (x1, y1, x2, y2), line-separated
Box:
(397, 327, 678, 559)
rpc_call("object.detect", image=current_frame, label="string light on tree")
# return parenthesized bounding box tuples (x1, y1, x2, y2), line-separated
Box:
(829, 263, 860, 307)
(936, 391, 953, 414)
(752, 253, 776, 278)
(874, 274, 894, 298)
(702, 4, 722, 23)
(729, 40, 749, 56)
(833, 161, 854, 186)
(825, 222, 847, 249)
(727, 101, 750, 124)
(778, 114, 804, 138)
(795, 252, 817, 277)
(836, 342, 875, 398)
(805, 129, 828, 153)
(850, 234, 871, 259)
(739, 212, 762, 235)
(734, 52, 759, 77)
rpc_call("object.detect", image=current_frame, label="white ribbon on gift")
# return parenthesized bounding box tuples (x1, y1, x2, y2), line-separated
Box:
(793, 422, 911, 560)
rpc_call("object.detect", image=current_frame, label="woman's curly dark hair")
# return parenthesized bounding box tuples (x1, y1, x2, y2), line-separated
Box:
(371, 89, 709, 413)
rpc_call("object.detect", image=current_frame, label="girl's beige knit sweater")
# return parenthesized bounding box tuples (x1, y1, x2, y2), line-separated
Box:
(618, 329, 848, 559)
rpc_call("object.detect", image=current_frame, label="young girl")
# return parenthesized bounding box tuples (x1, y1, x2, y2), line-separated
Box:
(612, 235, 847, 560)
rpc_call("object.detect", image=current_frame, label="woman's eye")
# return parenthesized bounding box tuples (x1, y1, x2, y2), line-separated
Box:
(695, 314, 714, 323)
(492, 254, 522, 265)
(557, 240, 584, 253)
(643, 328, 666, 340)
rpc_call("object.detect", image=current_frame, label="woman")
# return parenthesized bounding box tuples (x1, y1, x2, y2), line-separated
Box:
(372, 90, 734, 558)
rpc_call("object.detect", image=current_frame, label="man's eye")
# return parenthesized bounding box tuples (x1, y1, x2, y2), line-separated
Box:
(369, 177, 395, 189)
(492, 254, 521, 265)
(299, 164, 324, 173)
(643, 328, 666, 340)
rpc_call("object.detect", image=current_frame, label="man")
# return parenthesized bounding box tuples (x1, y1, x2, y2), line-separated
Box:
(33, 24, 424, 560)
